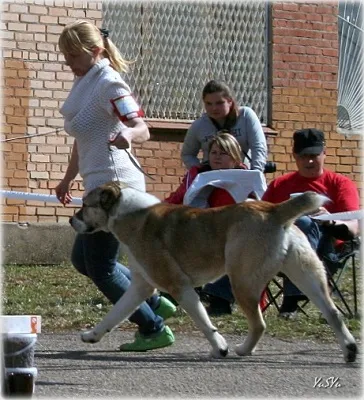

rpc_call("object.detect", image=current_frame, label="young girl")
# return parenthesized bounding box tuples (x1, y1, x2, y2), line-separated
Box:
(167, 131, 248, 206)
(181, 80, 268, 172)
(55, 20, 175, 351)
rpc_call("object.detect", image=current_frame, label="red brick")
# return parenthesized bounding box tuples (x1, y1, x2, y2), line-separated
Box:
(2, 1, 362, 222)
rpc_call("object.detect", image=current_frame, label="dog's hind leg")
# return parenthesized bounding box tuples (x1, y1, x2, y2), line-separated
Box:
(282, 243, 357, 363)
(171, 286, 229, 358)
(81, 272, 155, 344)
(229, 276, 266, 356)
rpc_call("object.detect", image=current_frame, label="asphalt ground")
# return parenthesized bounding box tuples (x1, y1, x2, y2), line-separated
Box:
(26, 330, 363, 399)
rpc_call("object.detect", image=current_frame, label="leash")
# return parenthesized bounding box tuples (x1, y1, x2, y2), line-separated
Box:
(123, 149, 156, 181)
(2, 128, 155, 180)
(1, 129, 61, 143)
(108, 145, 155, 181)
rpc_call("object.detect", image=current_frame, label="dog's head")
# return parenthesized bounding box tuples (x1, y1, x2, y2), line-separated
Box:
(69, 181, 124, 234)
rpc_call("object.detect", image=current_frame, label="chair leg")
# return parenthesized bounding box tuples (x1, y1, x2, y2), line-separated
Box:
(262, 279, 283, 313)
(351, 252, 358, 317)
(327, 270, 354, 318)
(322, 237, 360, 319)
(348, 239, 359, 317)
(263, 289, 279, 312)
(263, 279, 310, 317)
(296, 301, 309, 317)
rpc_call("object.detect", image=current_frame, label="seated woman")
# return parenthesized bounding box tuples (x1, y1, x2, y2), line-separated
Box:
(165, 132, 266, 315)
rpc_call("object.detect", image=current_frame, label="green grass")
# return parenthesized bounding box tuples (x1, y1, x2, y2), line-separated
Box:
(2, 264, 112, 332)
(2, 263, 361, 342)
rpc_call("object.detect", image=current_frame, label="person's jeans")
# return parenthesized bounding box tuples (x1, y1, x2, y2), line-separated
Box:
(201, 275, 234, 304)
(71, 231, 164, 335)
(283, 216, 338, 297)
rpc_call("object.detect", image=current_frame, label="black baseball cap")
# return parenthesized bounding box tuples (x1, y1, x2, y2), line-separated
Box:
(293, 128, 325, 155)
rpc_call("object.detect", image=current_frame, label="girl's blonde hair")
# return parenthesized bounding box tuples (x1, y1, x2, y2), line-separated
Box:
(58, 20, 131, 73)
(208, 131, 242, 165)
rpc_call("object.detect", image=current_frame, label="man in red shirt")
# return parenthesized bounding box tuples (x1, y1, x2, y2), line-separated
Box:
(262, 128, 360, 318)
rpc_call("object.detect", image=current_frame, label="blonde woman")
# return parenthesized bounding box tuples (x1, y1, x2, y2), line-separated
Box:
(166, 132, 248, 206)
(55, 20, 175, 351)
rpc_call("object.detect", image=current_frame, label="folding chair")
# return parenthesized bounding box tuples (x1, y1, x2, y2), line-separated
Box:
(263, 232, 361, 319)
(262, 274, 309, 316)
(323, 236, 360, 318)
(261, 275, 284, 314)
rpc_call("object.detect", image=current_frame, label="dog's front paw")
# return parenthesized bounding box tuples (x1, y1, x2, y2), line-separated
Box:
(81, 329, 103, 344)
(209, 331, 228, 358)
(210, 346, 229, 359)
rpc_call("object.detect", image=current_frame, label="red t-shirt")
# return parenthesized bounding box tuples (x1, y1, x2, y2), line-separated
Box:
(262, 169, 359, 213)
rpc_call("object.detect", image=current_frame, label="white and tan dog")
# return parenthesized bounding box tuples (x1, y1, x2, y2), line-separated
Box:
(70, 181, 357, 363)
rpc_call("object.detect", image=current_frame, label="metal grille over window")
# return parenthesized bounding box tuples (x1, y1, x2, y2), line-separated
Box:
(103, 1, 268, 124)
(338, 1, 364, 134)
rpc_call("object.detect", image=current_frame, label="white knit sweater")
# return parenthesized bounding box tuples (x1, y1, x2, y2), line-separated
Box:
(60, 58, 145, 194)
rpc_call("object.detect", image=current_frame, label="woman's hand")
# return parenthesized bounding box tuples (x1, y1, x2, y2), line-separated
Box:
(109, 117, 150, 147)
(55, 179, 73, 205)
(108, 130, 131, 149)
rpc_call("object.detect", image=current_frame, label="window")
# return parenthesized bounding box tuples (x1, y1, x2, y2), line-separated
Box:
(338, 1, 364, 134)
(103, 1, 270, 125)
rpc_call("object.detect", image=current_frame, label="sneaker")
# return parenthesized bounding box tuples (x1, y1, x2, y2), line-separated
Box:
(278, 295, 299, 320)
(154, 296, 177, 320)
(159, 292, 179, 306)
(119, 326, 175, 352)
(278, 311, 298, 320)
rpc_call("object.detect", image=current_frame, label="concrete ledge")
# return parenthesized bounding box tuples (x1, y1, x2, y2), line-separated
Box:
(2, 223, 76, 265)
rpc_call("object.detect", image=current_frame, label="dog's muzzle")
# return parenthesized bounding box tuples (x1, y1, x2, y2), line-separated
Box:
(69, 215, 86, 233)
(69, 215, 79, 230)
(69, 215, 99, 234)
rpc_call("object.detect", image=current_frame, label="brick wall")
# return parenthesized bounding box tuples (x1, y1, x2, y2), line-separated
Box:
(1, 1, 362, 223)
(133, 132, 187, 199)
(269, 2, 362, 189)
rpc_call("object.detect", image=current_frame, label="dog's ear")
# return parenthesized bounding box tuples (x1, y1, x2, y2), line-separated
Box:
(99, 182, 121, 211)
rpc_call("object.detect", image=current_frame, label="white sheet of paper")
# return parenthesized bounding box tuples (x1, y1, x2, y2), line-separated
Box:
(183, 169, 267, 207)
(310, 210, 364, 221)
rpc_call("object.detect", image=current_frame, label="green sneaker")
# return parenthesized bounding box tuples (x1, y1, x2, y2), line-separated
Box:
(119, 326, 175, 352)
(154, 296, 177, 320)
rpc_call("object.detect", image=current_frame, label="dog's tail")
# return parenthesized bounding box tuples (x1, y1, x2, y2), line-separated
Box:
(272, 191, 330, 226)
